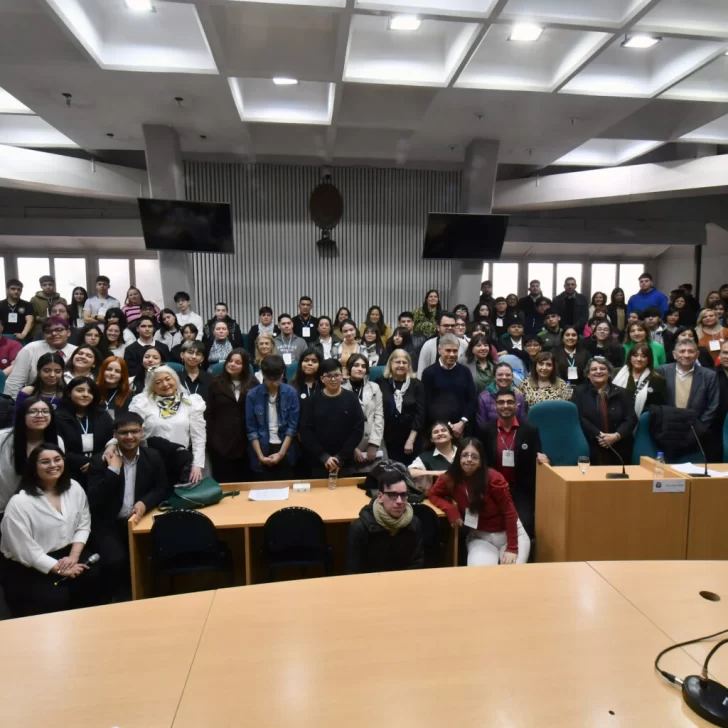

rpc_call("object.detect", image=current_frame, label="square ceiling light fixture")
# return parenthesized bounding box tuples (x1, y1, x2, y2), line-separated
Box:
(273, 77, 299, 85)
(509, 23, 543, 41)
(621, 34, 661, 49)
(123, 0, 154, 11)
(389, 15, 421, 31)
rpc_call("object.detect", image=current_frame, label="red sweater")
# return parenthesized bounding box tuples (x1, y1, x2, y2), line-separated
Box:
(429, 470, 520, 553)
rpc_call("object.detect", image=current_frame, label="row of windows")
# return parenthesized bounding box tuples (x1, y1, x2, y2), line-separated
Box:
(482, 262, 647, 301)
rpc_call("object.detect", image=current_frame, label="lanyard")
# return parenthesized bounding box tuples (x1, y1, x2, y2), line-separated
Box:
(185, 379, 200, 396)
(498, 426, 517, 451)
(78, 417, 89, 435)
(104, 390, 118, 409)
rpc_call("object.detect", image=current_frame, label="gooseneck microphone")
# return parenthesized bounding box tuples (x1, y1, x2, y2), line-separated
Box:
(598, 437, 629, 479)
(690, 425, 711, 477)
(54, 552, 100, 586)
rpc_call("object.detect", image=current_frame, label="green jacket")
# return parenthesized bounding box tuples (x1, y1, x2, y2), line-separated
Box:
(29, 290, 67, 336)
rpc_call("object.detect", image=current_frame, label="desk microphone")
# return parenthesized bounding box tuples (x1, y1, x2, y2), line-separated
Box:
(597, 437, 629, 479)
(54, 553, 100, 586)
(690, 426, 711, 477)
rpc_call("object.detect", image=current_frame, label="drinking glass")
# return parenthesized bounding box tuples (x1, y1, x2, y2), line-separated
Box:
(578, 456, 590, 474)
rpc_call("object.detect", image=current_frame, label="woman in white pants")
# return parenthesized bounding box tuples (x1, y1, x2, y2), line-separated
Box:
(429, 438, 530, 566)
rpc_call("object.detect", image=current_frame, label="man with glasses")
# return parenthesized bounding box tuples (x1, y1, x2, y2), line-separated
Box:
(87, 412, 169, 602)
(347, 461, 424, 574)
(5, 317, 76, 400)
(300, 358, 365, 478)
(179, 340, 211, 401)
(245, 354, 299, 480)
(416, 311, 467, 378)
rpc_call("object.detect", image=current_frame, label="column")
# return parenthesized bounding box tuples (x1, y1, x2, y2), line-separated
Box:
(449, 139, 500, 310)
(142, 124, 192, 306)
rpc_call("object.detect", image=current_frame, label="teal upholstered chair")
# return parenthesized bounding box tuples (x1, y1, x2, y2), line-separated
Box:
(0, 370, 6, 394)
(241, 333, 249, 352)
(369, 365, 385, 382)
(632, 412, 705, 464)
(168, 362, 184, 376)
(527, 401, 589, 466)
(285, 362, 298, 383)
(210, 362, 224, 376)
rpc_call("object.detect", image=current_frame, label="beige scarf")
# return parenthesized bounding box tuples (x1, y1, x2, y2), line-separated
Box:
(372, 499, 414, 534)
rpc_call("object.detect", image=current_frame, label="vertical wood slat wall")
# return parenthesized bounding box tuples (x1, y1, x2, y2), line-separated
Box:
(185, 162, 461, 327)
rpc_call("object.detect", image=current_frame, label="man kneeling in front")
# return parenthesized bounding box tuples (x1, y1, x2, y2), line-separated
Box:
(346, 461, 424, 574)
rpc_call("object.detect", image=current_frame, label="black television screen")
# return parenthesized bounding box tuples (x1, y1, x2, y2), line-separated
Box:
(137, 198, 234, 254)
(422, 212, 509, 260)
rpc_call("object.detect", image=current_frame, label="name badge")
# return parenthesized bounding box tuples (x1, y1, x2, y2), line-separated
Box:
(302, 328, 310, 338)
(81, 433, 94, 454)
(496, 317, 503, 326)
(463, 508, 479, 529)
(7, 313, 17, 324)
(502, 449, 515, 467)
(282, 353, 292, 365)
(709, 339, 721, 352)
(652, 478, 686, 493)
(568, 366, 578, 380)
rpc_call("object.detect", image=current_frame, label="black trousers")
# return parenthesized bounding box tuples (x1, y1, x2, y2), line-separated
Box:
(91, 519, 131, 602)
(209, 451, 251, 484)
(252, 443, 295, 481)
(1, 545, 102, 618)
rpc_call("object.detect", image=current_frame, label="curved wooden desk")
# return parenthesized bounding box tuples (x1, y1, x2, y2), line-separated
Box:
(2, 562, 727, 727)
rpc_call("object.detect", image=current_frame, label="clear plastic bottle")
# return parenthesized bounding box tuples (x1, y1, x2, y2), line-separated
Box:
(328, 468, 338, 490)
(654, 452, 665, 480)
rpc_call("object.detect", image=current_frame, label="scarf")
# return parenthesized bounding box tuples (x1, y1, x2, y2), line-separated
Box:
(392, 376, 411, 413)
(372, 499, 413, 535)
(613, 365, 651, 418)
(209, 338, 232, 363)
(258, 322, 275, 336)
(154, 391, 189, 418)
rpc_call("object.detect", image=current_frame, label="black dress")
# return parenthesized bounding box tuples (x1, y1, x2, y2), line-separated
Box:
(375, 376, 425, 465)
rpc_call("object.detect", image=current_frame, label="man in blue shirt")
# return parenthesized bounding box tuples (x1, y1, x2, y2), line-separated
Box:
(627, 272, 669, 319)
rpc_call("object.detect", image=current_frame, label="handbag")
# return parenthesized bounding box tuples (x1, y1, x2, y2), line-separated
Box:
(158, 477, 240, 510)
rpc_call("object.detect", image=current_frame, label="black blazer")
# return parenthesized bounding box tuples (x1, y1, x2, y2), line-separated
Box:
(587, 338, 625, 369)
(606, 304, 627, 338)
(206, 376, 250, 459)
(375, 376, 425, 446)
(570, 382, 637, 465)
(55, 406, 115, 487)
(552, 346, 591, 385)
(87, 448, 169, 526)
(124, 341, 170, 378)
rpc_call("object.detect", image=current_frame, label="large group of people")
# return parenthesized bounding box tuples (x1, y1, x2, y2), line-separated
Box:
(0, 271, 726, 616)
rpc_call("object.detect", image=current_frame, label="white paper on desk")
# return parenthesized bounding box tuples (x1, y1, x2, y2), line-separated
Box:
(248, 487, 290, 501)
(670, 463, 724, 477)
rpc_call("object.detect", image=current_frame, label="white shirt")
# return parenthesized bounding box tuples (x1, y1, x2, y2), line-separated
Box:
(676, 365, 696, 380)
(509, 338, 523, 350)
(83, 295, 121, 318)
(5, 340, 77, 400)
(268, 393, 281, 445)
(154, 329, 182, 350)
(176, 311, 204, 340)
(319, 337, 333, 359)
(129, 392, 207, 468)
(410, 445, 458, 472)
(109, 450, 140, 519)
(0, 480, 90, 574)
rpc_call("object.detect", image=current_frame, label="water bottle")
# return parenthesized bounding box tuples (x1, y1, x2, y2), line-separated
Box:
(654, 452, 665, 480)
(328, 468, 338, 490)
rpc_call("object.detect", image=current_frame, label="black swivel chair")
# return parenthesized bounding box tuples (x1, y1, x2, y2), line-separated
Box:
(411, 502, 444, 568)
(262, 506, 333, 582)
(149, 509, 233, 596)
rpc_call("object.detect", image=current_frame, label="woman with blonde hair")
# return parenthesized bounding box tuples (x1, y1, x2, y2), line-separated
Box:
(253, 333, 278, 382)
(696, 308, 728, 365)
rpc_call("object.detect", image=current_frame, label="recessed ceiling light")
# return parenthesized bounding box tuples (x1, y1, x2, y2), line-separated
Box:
(621, 34, 661, 49)
(273, 77, 299, 86)
(509, 24, 543, 42)
(123, 0, 154, 11)
(389, 15, 421, 32)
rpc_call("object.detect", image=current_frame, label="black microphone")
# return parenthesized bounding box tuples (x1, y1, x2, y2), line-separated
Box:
(690, 426, 711, 477)
(54, 553, 100, 586)
(597, 436, 629, 479)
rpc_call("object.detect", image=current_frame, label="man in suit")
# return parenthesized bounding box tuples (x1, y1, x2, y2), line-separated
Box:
(124, 315, 170, 377)
(657, 338, 720, 428)
(87, 412, 170, 601)
(552, 277, 589, 333)
(519, 280, 543, 320)
(482, 391, 549, 538)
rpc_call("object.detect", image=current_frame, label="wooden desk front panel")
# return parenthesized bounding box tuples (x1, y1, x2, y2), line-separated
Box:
(686, 465, 728, 560)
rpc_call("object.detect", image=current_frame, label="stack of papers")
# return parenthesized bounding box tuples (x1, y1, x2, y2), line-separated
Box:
(670, 463, 725, 478)
(247, 487, 290, 501)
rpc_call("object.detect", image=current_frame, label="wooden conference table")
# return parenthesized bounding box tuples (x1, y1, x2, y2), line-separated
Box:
(3, 561, 728, 727)
(128, 478, 452, 599)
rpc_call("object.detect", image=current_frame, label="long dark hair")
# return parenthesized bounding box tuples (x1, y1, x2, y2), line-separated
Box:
(219, 347, 252, 394)
(104, 307, 129, 333)
(159, 308, 180, 333)
(610, 287, 626, 307)
(291, 347, 322, 391)
(444, 437, 489, 514)
(421, 289, 441, 320)
(62, 376, 101, 412)
(12, 397, 60, 475)
(66, 344, 102, 377)
(363, 306, 387, 337)
(29, 352, 65, 397)
(361, 325, 384, 352)
(384, 326, 412, 354)
(80, 324, 108, 357)
(67, 286, 88, 324)
(19, 443, 71, 496)
(466, 333, 492, 364)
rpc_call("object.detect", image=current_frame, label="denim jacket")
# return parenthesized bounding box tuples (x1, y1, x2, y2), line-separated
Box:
(245, 382, 300, 470)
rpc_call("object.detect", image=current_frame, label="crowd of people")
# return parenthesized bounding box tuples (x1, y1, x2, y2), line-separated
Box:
(0, 271, 727, 616)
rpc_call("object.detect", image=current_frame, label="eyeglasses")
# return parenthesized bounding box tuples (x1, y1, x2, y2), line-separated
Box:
(382, 492, 408, 502)
(27, 409, 50, 418)
(117, 429, 142, 437)
(323, 373, 342, 380)
(440, 323, 456, 330)
(45, 328, 66, 335)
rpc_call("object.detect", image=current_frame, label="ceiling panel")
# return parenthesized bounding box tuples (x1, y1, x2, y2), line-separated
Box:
(0, 114, 76, 147)
(635, 0, 728, 37)
(552, 138, 663, 166)
(337, 83, 437, 129)
(661, 56, 728, 102)
(499, 0, 649, 28)
(354, 0, 498, 19)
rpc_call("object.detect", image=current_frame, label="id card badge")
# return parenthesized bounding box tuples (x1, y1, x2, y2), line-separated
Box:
(496, 317, 503, 326)
(282, 353, 292, 365)
(463, 508, 479, 529)
(302, 328, 311, 338)
(710, 339, 721, 352)
(81, 433, 94, 454)
(7, 313, 17, 324)
(502, 449, 515, 467)
(568, 366, 578, 380)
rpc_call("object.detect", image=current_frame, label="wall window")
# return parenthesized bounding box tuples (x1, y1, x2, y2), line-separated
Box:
(134, 259, 164, 311)
(618, 263, 646, 299)
(527, 263, 553, 301)
(98, 258, 130, 304)
(556, 263, 583, 296)
(481, 263, 490, 283)
(0, 257, 6, 297)
(591, 263, 617, 301)
(53, 258, 87, 303)
(17, 258, 50, 296)
(492, 263, 519, 299)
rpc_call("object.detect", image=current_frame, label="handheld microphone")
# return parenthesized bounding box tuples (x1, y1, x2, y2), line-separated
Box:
(54, 553, 100, 586)
(597, 436, 629, 479)
(690, 425, 711, 477)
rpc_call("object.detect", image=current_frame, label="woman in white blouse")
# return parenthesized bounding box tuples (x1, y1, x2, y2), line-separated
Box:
(0, 444, 97, 617)
(128, 365, 207, 483)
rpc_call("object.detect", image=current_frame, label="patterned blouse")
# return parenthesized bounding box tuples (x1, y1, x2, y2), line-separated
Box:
(521, 377, 572, 408)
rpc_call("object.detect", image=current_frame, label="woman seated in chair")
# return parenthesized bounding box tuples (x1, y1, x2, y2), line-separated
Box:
(408, 421, 457, 492)
(429, 438, 530, 566)
(570, 356, 637, 466)
(520, 352, 572, 408)
(611, 342, 667, 420)
(0, 444, 99, 617)
(476, 362, 527, 429)
(16, 352, 65, 415)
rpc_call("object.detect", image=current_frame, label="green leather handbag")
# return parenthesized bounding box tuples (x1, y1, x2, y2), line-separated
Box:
(158, 477, 240, 510)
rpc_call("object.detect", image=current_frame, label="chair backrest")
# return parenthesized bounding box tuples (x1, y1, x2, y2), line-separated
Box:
(150, 510, 220, 561)
(527, 400, 589, 466)
(211, 362, 224, 376)
(412, 503, 441, 549)
(242, 333, 249, 351)
(167, 362, 184, 375)
(285, 362, 298, 383)
(263, 507, 327, 555)
(0, 370, 6, 394)
(633, 411, 705, 464)
(369, 365, 385, 382)
(724, 415, 728, 463)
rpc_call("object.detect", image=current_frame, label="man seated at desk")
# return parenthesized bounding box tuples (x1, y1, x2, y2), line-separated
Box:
(347, 461, 424, 574)
(87, 412, 169, 601)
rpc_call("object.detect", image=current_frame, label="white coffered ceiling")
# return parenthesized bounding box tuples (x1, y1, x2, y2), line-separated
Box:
(1, 0, 728, 167)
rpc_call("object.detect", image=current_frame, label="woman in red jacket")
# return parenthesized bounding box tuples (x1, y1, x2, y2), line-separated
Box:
(429, 438, 530, 566)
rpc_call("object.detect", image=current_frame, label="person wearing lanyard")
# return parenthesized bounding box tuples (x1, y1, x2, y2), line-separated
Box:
(696, 308, 728, 366)
(274, 314, 307, 366)
(552, 327, 591, 387)
(15, 352, 65, 416)
(0, 278, 35, 342)
(179, 340, 211, 400)
(96, 356, 133, 420)
(54, 377, 114, 489)
(293, 296, 319, 344)
(481, 391, 549, 540)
